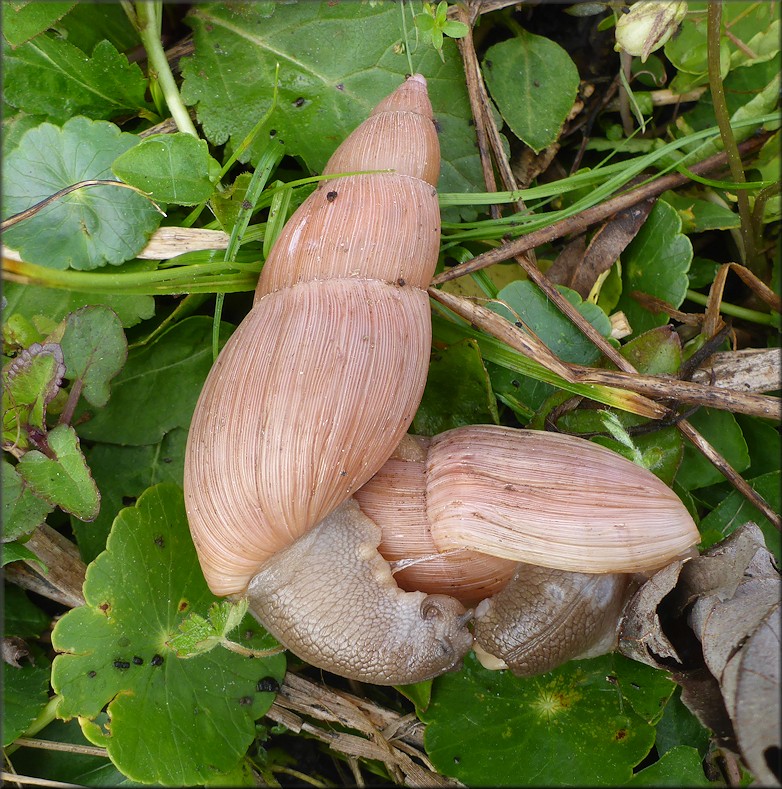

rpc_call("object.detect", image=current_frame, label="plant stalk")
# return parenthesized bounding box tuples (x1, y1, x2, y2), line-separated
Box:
(706, 2, 756, 268)
(134, 1, 199, 138)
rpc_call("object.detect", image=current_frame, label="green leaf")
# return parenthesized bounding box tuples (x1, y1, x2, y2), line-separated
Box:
(2, 1, 77, 48)
(73, 429, 187, 563)
(628, 746, 711, 786)
(487, 281, 613, 412)
(4, 584, 51, 639)
(2, 341, 65, 450)
(51, 484, 286, 786)
(17, 424, 100, 520)
(736, 414, 781, 478)
(482, 31, 580, 153)
(50, 1, 141, 57)
(2, 660, 51, 746)
(620, 326, 682, 376)
(412, 340, 499, 436)
(180, 1, 482, 196)
(654, 687, 711, 757)
(422, 652, 655, 786)
(8, 718, 145, 788)
(112, 134, 220, 206)
(3, 36, 151, 123)
(2, 280, 155, 330)
(675, 408, 750, 491)
(699, 471, 780, 559)
(56, 307, 127, 409)
(2, 117, 162, 270)
(616, 200, 692, 337)
(75, 317, 232, 445)
(1, 540, 44, 567)
(2, 460, 54, 542)
(661, 191, 741, 233)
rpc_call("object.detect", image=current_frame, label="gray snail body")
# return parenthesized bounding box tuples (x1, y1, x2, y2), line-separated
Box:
(184, 77, 700, 685)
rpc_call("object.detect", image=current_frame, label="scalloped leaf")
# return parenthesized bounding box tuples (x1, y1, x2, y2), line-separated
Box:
(57, 306, 127, 409)
(2, 460, 54, 542)
(2, 117, 162, 270)
(179, 1, 482, 195)
(616, 198, 693, 338)
(51, 483, 286, 786)
(16, 424, 100, 521)
(3, 36, 151, 123)
(2, 341, 65, 450)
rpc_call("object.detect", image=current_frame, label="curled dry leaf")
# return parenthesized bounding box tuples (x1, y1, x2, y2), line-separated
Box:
(619, 522, 781, 785)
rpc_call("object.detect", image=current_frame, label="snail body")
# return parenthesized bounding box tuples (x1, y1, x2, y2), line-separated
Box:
(184, 77, 700, 685)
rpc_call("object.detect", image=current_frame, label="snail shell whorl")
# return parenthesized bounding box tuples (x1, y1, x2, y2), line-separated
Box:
(424, 425, 700, 574)
(184, 76, 441, 596)
(354, 436, 519, 606)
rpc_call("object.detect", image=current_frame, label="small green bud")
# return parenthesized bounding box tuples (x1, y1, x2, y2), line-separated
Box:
(615, 1, 688, 62)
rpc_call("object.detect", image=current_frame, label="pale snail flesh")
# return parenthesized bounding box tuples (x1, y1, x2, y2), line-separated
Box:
(184, 76, 700, 685)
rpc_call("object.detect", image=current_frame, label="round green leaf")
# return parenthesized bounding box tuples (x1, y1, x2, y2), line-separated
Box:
(616, 200, 692, 338)
(483, 31, 580, 153)
(2, 117, 162, 270)
(422, 653, 656, 786)
(51, 483, 286, 786)
(112, 133, 220, 206)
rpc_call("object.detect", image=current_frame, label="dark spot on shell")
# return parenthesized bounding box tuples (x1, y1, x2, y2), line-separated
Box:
(113, 660, 130, 670)
(293, 97, 305, 108)
(397, 278, 406, 287)
(239, 696, 253, 706)
(151, 654, 164, 667)
(339, 470, 347, 477)
(88, 670, 97, 678)
(133, 656, 144, 665)
(257, 677, 281, 693)
(154, 535, 165, 548)
(514, 321, 523, 328)
(121, 496, 136, 506)
(504, 484, 516, 491)
(432, 118, 442, 133)
(326, 191, 338, 202)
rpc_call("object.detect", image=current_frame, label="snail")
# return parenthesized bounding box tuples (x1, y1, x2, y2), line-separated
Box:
(184, 76, 699, 685)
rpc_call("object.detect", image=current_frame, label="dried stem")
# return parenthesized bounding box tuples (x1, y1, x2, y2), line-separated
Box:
(431, 132, 770, 285)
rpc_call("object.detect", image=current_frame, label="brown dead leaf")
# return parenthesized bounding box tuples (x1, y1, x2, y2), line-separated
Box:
(619, 522, 781, 783)
(546, 200, 654, 298)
